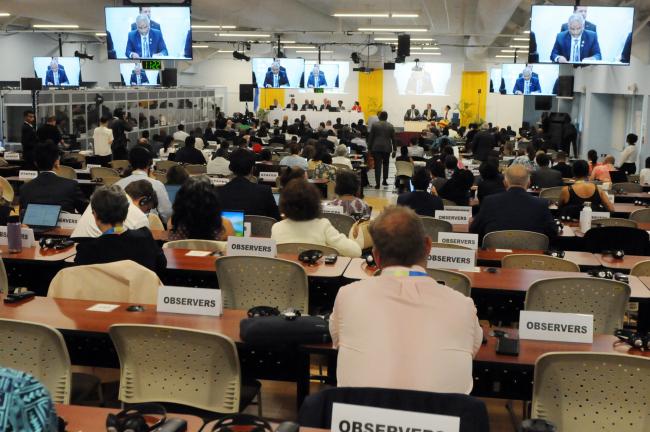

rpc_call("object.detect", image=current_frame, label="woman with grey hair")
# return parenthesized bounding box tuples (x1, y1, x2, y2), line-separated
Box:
(332, 144, 353, 169)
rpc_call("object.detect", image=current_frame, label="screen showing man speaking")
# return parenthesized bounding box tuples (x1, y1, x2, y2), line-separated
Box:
(252, 58, 305, 89)
(33, 57, 81, 87)
(500, 64, 559, 96)
(530, 5, 634, 65)
(105, 6, 192, 60)
(303, 62, 340, 89)
(393, 62, 452, 96)
(119, 63, 160, 86)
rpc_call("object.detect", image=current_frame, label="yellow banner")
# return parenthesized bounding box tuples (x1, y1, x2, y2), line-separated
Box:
(460, 71, 488, 126)
(358, 70, 383, 121)
(260, 88, 285, 110)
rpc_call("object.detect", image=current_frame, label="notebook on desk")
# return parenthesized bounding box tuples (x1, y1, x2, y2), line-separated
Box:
(22, 203, 62, 233)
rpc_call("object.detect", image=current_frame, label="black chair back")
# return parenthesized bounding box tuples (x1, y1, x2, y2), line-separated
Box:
(584, 226, 649, 255)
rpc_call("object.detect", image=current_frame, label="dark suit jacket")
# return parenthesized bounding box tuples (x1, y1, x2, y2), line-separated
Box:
(45, 68, 69, 86)
(74, 227, 166, 273)
(476, 177, 505, 203)
(367, 121, 396, 153)
(263, 71, 289, 88)
(217, 177, 280, 220)
(423, 108, 437, 120)
(403, 108, 420, 120)
(471, 131, 496, 162)
(513, 76, 541, 94)
(469, 188, 557, 242)
(561, 21, 596, 33)
(550, 30, 601, 62)
(125, 28, 168, 58)
(174, 146, 205, 165)
(36, 124, 62, 144)
(286, 103, 298, 111)
(552, 162, 573, 178)
(130, 70, 149, 85)
(19, 172, 88, 214)
(620, 32, 632, 64)
(396, 191, 443, 217)
(184, 30, 192, 58)
(531, 167, 563, 188)
(301, 104, 314, 111)
(307, 71, 327, 88)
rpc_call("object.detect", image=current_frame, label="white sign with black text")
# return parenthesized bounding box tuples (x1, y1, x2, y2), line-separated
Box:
(435, 210, 470, 225)
(226, 236, 277, 257)
(322, 205, 345, 215)
(157, 286, 222, 317)
(331, 403, 460, 432)
(427, 247, 476, 270)
(57, 212, 81, 229)
(19, 170, 38, 180)
(210, 177, 230, 186)
(0, 226, 35, 247)
(4, 152, 20, 161)
(259, 172, 278, 182)
(591, 212, 611, 221)
(437, 232, 479, 250)
(519, 311, 593, 343)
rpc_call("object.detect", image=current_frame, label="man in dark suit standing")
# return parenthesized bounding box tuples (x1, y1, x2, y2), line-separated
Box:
(422, 104, 437, 121)
(36, 116, 63, 145)
(217, 149, 280, 219)
(110, 108, 132, 160)
(45, 59, 69, 86)
(513, 68, 542, 95)
(286, 98, 298, 111)
(21, 110, 37, 169)
(130, 7, 161, 31)
(403, 104, 420, 120)
(126, 14, 168, 59)
(19, 140, 88, 214)
(130, 64, 149, 86)
(531, 153, 563, 188)
(551, 14, 601, 63)
(470, 165, 557, 243)
(367, 111, 396, 189)
(263, 62, 289, 88)
(470, 123, 496, 162)
(560, 6, 596, 33)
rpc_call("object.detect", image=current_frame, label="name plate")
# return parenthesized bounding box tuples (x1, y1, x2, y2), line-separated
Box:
(157, 286, 222, 317)
(437, 232, 479, 250)
(209, 177, 229, 186)
(57, 212, 81, 229)
(19, 170, 38, 180)
(591, 212, 611, 221)
(427, 247, 476, 270)
(226, 236, 276, 257)
(519, 311, 593, 343)
(435, 210, 470, 224)
(322, 205, 344, 215)
(4, 152, 20, 161)
(0, 227, 35, 247)
(259, 171, 278, 182)
(444, 205, 472, 214)
(331, 403, 459, 432)
(86, 164, 102, 170)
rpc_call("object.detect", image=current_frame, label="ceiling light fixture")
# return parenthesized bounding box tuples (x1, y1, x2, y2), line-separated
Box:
(95, 32, 106, 37)
(287, 46, 317, 49)
(495, 55, 515, 58)
(513, 37, 529, 41)
(192, 45, 209, 48)
(510, 45, 529, 48)
(280, 41, 296, 44)
(523, 30, 530, 34)
(218, 33, 270, 38)
(374, 37, 398, 41)
(33, 24, 79, 29)
(422, 47, 440, 50)
(501, 49, 528, 53)
(0, 13, 11, 17)
(334, 13, 389, 17)
(358, 27, 427, 32)
(391, 13, 419, 18)
(192, 25, 236, 29)
(218, 49, 234, 53)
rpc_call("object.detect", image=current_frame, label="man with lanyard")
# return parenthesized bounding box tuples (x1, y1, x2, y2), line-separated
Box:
(330, 206, 482, 394)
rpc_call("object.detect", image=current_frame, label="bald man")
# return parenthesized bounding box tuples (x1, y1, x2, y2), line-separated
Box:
(470, 164, 558, 243)
(330, 206, 482, 394)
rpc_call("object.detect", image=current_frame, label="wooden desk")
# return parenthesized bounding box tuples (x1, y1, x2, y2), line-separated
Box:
(0, 244, 76, 262)
(5, 176, 96, 185)
(476, 249, 598, 268)
(55, 404, 204, 431)
(549, 202, 640, 216)
(44, 227, 170, 242)
(595, 253, 650, 271)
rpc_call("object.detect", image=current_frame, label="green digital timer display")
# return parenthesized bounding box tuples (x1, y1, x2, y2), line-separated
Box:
(141, 60, 162, 70)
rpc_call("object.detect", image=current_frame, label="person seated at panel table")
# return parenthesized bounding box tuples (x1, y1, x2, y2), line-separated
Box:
(422, 103, 437, 121)
(74, 185, 166, 272)
(130, 6, 161, 31)
(300, 99, 312, 111)
(470, 165, 558, 243)
(550, 13, 601, 63)
(560, 6, 597, 34)
(590, 155, 617, 183)
(130, 63, 149, 86)
(351, 101, 362, 112)
(531, 152, 563, 189)
(173, 136, 207, 165)
(403, 104, 421, 121)
(263, 62, 289, 88)
(513, 67, 541, 95)
(218, 149, 280, 220)
(271, 179, 361, 257)
(286, 98, 299, 111)
(71, 179, 155, 239)
(558, 159, 614, 219)
(126, 14, 168, 59)
(19, 140, 88, 214)
(329, 205, 482, 393)
(307, 64, 327, 88)
(397, 167, 444, 217)
(329, 170, 371, 219)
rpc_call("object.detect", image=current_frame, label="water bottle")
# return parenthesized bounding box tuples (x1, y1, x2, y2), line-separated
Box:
(579, 201, 592, 233)
(7, 216, 22, 254)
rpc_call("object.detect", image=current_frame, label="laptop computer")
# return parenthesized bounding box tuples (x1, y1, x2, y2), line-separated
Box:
(222, 210, 245, 237)
(609, 170, 628, 184)
(22, 204, 62, 233)
(165, 184, 182, 204)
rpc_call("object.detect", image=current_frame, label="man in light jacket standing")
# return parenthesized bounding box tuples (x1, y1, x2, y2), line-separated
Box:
(367, 111, 396, 189)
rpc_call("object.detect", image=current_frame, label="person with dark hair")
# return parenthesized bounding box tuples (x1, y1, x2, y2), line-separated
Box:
(443, 155, 459, 179)
(590, 155, 616, 182)
(428, 160, 447, 192)
(92, 115, 114, 166)
(397, 167, 444, 217)
(330, 171, 371, 218)
(531, 152, 563, 188)
(313, 151, 337, 181)
(559, 159, 614, 218)
(438, 166, 474, 206)
(258, 148, 273, 164)
(166, 165, 189, 185)
(396, 145, 412, 163)
(476, 160, 505, 203)
(587, 149, 600, 175)
(367, 111, 396, 188)
(552, 151, 573, 178)
(173, 123, 189, 143)
(110, 108, 132, 160)
(329, 205, 481, 393)
(640, 157, 650, 185)
(169, 176, 228, 241)
(279, 166, 307, 187)
(37, 116, 63, 145)
(218, 149, 280, 219)
(272, 179, 361, 257)
(115, 146, 172, 222)
(159, 135, 175, 159)
(19, 140, 87, 214)
(618, 133, 638, 175)
(74, 185, 166, 272)
(207, 142, 232, 176)
(21, 109, 37, 169)
(470, 123, 496, 162)
(174, 136, 206, 165)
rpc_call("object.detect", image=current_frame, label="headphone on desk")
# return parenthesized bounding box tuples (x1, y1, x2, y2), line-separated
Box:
(106, 403, 167, 432)
(204, 414, 274, 432)
(614, 329, 650, 350)
(39, 238, 74, 250)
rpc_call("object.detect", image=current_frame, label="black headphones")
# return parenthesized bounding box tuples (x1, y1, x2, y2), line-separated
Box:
(106, 403, 167, 432)
(298, 249, 323, 265)
(247, 306, 280, 318)
(614, 329, 650, 350)
(139, 194, 153, 208)
(365, 253, 377, 268)
(204, 413, 273, 432)
(544, 250, 565, 258)
(602, 249, 625, 259)
(588, 268, 614, 279)
(39, 237, 74, 250)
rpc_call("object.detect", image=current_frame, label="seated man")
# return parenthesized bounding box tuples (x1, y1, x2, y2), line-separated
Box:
(397, 167, 443, 217)
(531, 152, 563, 188)
(470, 164, 558, 243)
(279, 142, 308, 170)
(552, 151, 573, 178)
(71, 180, 155, 239)
(19, 140, 88, 214)
(74, 185, 166, 272)
(174, 136, 206, 165)
(330, 206, 482, 393)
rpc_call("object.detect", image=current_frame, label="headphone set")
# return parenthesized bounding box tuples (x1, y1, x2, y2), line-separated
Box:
(587, 269, 629, 282)
(602, 249, 625, 259)
(106, 403, 167, 432)
(202, 414, 277, 432)
(553, 219, 564, 234)
(544, 250, 565, 259)
(614, 329, 650, 350)
(633, 200, 650, 207)
(298, 249, 323, 265)
(247, 306, 302, 321)
(39, 237, 74, 250)
(138, 194, 154, 208)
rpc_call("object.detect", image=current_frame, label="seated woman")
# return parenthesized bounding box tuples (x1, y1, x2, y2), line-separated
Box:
(165, 165, 189, 185)
(280, 166, 307, 188)
(312, 151, 337, 181)
(395, 145, 412, 162)
(329, 170, 371, 219)
(74, 185, 166, 272)
(438, 160, 475, 206)
(271, 179, 361, 257)
(559, 159, 615, 219)
(168, 176, 234, 241)
(511, 143, 536, 172)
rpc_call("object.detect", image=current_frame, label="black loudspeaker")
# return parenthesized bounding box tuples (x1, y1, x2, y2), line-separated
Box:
(397, 34, 410, 57)
(21, 78, 42, 91)
(161, 69, 177, 87)
(557, 76, 574, 97)
(383, 62, 396, 70)
(535, 96, 552, 111)
(239, 84, 254, 102)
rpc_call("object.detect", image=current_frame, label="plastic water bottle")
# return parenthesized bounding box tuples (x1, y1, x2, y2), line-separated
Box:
(579, 201, 592, 234)
(7, 216, 22, 254)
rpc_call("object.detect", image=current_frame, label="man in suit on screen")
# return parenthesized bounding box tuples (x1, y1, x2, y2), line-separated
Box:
(560, 6, 596, 34)
(307, 64, 327, 88)
(263, 62, 289, 88)
(130, 7, 161, 31)
(130, 64, 149, 85)
(126, 14, 168, 59)
(551, 14, 601, 63)
(513, 67, 541, 95)
(45, 58, 69, 86)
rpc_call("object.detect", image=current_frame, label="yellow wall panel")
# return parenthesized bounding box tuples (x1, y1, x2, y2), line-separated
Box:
(358, 70, 383, 121)
(460, 71, 488, 126)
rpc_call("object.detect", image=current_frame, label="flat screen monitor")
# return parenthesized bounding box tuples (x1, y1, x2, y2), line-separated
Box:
(393, 62, 452, 96)
(500, 64, 559, 96)
(165, 184, 181, 204)
(119, 63, 160, 86)
(489, 67, 503, 94)
(252, 58, 305, 89)
(105, 6, 192, 60)
(222, 210, 245, 237)
(303, 62, 340, 89)
(529, 5, 634, 65)
(22, 204, 62, 229)
(33, 57, 81, 87)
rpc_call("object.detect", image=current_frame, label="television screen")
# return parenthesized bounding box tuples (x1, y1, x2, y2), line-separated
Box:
(252, 58, 305, 89)
(119, 63, 160, 86)
(105, 6, 192, 60)
(393, 62, 452, 96)
(489, 67, 503, 94)
(529, 5, 634, 65)
(500, 64, 559, 96)
(303, 62, 340, 89)
(33, 57, 81, 87)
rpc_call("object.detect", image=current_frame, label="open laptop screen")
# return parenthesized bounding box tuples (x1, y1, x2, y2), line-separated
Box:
(222, 210, 245, 237)
(22, 204, 62, 228)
